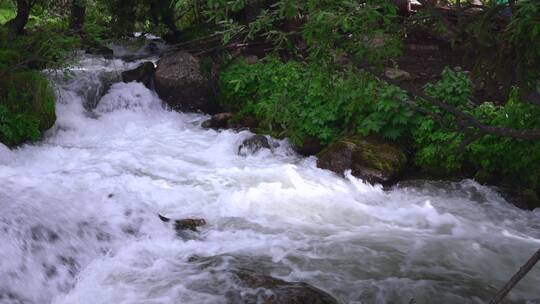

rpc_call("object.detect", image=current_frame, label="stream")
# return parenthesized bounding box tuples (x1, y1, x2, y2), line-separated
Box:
(0, 48, 539, 304)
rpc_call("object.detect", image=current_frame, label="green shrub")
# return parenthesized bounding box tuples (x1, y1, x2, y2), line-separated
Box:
(221, 58, 540, 199)
(0, 71, 56, 147)
(219, 57, 415, 146)
(412, 68, 472, 173)
(412, 68, 540, 194)
(0, 20, 80, 71)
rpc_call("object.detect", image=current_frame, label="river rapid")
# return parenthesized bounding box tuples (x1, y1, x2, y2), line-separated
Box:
(0, 51, 539, 304)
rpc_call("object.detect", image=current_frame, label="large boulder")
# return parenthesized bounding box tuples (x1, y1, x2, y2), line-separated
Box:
(154, 51, 218, 113)
(121, 62, 155, 89)
(188, 255, 339, 304)
(317, 135, 407, 184)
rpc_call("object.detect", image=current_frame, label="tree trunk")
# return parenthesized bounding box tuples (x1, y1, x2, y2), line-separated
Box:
(69, 0, 86, 32)
(6, 0, 33, 35)
(393, 0, 411, 15)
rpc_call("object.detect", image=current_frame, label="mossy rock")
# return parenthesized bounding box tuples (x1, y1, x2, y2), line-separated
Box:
(474, 170, 497, 185)
(520, 189, 540, 209)
(0, 71, 56, 147)
(317, 135, 407, 184)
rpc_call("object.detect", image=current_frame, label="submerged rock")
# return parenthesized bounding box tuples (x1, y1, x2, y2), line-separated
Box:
(154, 51, 218, 113)
(0, 290, 26, 304)
(85, 44, 114, 59)
(229, 269, 339, 304)
(201, 112, 235, 129)
(317, 135, 407, 184)
(189, 255, 339, 304)
(238, 135, 271, 156)
(121, 62, 155, 89)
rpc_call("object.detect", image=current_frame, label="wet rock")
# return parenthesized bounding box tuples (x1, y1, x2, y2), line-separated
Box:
(58, 255, 79, 277)
(237, 271, 334, 302)
(43, 262, 58, 278)
(317, 135, 407, 184)
(520, 189, 540, 209)
(0, 290, 25, 304)
(174, 219, 207, 232)
(189, 255, 339, 304)
(159, 214, 207, 233)
(121, 62, 155, 89)
(78, 71, 120, 110)
(201, 112, 235, 129)
(85, 44, 114, 59)
(154, 51, 219, 114)
(294, 136, 324, 156)
(238, 135, 271, 156)
(145, 41, 160, 55)
(384, 68, 414, 82)
(230, 269, 338, 304)
(30, 225, 59, 243)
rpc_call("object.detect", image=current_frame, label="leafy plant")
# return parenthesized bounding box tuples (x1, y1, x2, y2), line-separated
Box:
(220, 57, 415, 146)
(0, 70, 56, 147)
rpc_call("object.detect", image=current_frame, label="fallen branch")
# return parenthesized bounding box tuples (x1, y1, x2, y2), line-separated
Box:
(490, 248, 540, 304)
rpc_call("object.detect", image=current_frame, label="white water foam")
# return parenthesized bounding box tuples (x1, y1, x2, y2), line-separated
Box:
(0, 55, 539, 304)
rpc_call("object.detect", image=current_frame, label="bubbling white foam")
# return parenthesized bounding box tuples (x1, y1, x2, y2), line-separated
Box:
(96, 82, 161, 113)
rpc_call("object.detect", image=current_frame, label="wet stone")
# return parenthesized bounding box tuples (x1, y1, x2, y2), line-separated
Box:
(30, 225, 59, 243)
(43, 263, 58, 278)
(159, 214, 207, 234)
(174, 219, 207, 232)
(188, 255, 339, 304)
(58, 255, 79, 277)
(238, 135, 272, 156)
(0, 290, 25, 304)
(96, 231, 112, 241)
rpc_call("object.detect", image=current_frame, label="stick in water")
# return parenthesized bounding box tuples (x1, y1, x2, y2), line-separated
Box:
(490, 248, 540, 304)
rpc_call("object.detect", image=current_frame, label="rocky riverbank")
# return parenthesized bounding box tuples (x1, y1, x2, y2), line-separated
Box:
(111, 45, 540, 210)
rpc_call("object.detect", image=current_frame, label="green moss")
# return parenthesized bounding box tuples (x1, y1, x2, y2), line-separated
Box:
(0, 71, 56, 147)
(317, 135, 407, 183)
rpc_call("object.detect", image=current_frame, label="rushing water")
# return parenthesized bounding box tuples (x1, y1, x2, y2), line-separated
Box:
(1, 53, 540, 304)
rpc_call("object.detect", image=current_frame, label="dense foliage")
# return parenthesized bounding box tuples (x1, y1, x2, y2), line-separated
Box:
(0, 70, 56, 146)
(220, 57, 414, 145)
(220, 57, 540, 204)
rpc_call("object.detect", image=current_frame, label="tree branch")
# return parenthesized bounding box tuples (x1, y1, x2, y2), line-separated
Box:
(489, 248, 540, 304)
